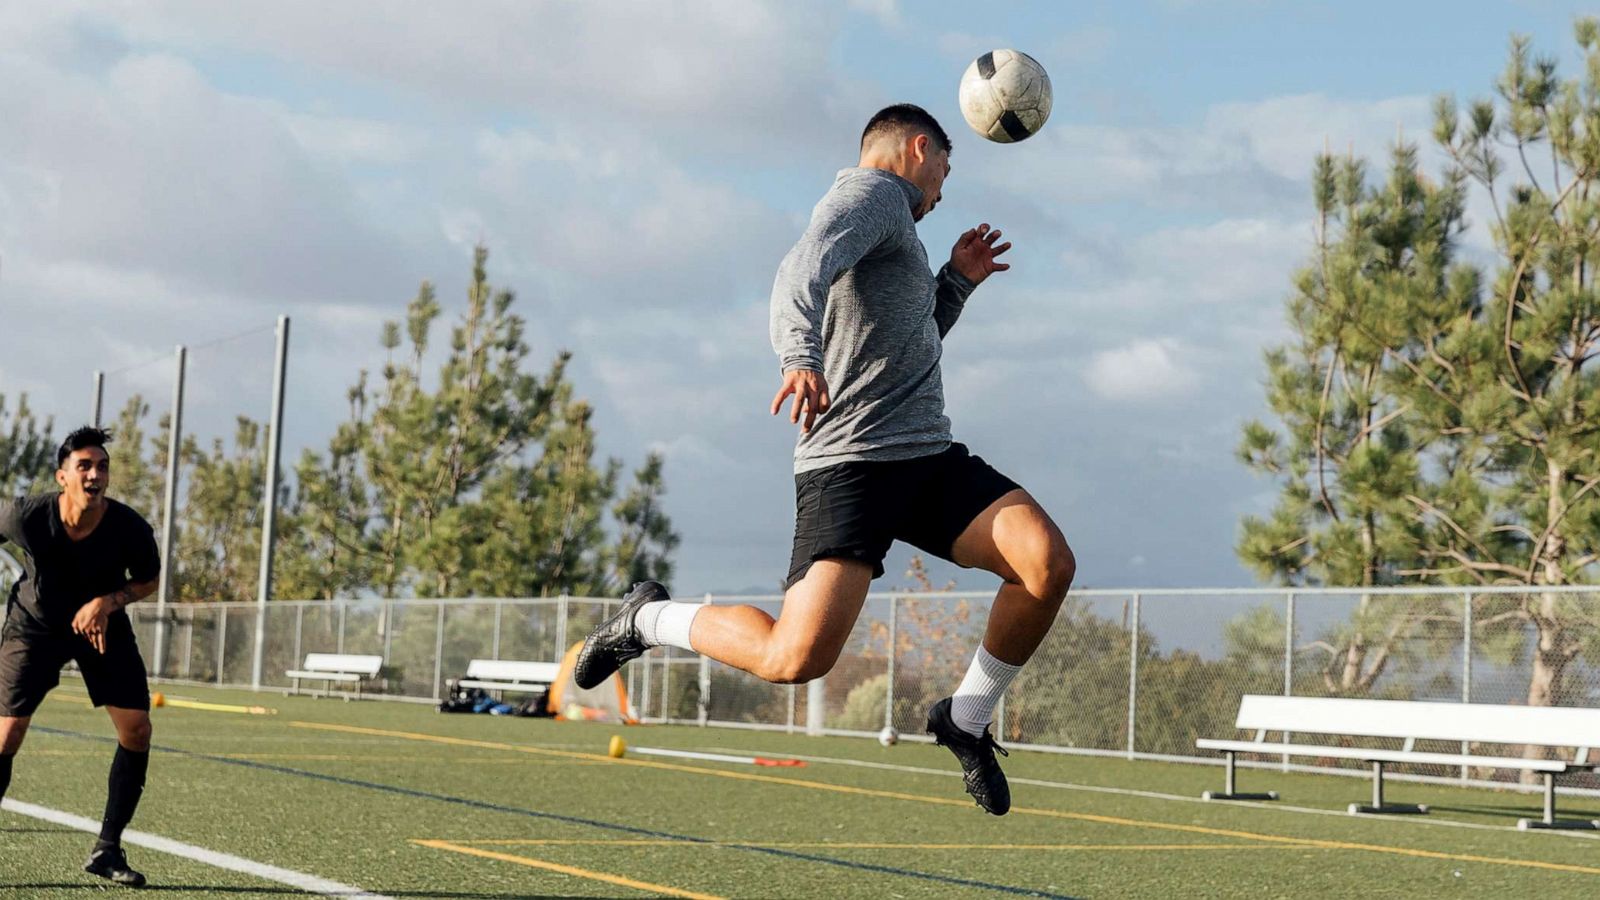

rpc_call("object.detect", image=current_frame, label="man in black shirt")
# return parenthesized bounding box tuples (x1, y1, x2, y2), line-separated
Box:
(0, 427, 161, 887)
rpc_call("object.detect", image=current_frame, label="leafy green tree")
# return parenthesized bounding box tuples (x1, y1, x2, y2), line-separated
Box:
(173, 418, 265, 602)
(0, 392, 55, 500)
(1416, 25, 1600, 714)
(1238, 141, 1470, 694)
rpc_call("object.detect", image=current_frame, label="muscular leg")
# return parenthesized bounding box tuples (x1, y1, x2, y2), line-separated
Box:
(98, 707, 151, 847)
(687, 559, 873, 684)
(0, 716, 29, 802)
(952, 489, 1076, 665)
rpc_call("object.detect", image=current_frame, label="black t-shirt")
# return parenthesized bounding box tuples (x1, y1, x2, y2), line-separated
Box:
(0, 493, 161, 635)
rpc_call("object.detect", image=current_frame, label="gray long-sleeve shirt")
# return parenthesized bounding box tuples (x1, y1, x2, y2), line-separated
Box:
(770, 167, 976, 474)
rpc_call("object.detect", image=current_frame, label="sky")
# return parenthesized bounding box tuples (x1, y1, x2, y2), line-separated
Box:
(0, 1, 1593, 597)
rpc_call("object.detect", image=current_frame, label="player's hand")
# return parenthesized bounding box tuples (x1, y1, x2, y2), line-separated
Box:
(770, 369, 830, 434)
(949, 223, 1012, 285)
(72, 598, 111, 654)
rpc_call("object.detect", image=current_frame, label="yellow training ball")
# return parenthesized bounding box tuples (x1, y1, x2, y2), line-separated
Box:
(608, 735, 626, 758)
(150, 692, 165, 708)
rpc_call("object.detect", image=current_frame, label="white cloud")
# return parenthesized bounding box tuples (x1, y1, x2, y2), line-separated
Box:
(1084, 338, 1198, 402)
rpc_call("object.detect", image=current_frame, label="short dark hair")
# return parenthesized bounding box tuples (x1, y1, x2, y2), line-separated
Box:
(58, 426, 112, 468)
(861, 103, 951, 154)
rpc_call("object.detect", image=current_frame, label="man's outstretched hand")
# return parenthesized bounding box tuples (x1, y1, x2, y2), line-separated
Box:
(949, 223, 1012, 285)
(771, 368, 831, 434)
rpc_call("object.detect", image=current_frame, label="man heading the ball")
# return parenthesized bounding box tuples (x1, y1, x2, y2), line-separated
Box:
(0, 427, 160, 885)
(576, 104, 1075, 815)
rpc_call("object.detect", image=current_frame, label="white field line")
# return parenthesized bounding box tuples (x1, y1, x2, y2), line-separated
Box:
(1, 799, 394, 898)
(720, 747, 1600, 843)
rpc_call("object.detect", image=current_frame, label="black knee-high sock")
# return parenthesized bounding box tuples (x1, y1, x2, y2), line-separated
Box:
(0, 751, 13, 802)
(97, 745, 148, 847)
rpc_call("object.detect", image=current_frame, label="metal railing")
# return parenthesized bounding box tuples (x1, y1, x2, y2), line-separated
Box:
(124, 585, 1600, 791)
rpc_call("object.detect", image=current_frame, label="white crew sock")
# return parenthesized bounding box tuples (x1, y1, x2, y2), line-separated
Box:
(950, 646, 1022, 738)
(635, 601, 701, 652)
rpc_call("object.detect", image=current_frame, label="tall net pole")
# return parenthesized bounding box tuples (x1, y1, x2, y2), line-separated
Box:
(251, 316, 290, 690)
(153, 346, 186, 677)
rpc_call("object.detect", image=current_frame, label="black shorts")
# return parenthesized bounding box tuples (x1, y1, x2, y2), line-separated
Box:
(0, 614, 150, 717)
(786, 442, 1022, 589)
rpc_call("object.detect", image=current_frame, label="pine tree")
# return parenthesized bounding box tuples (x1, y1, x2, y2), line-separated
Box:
(1416, 24, 1600, 715)
(1238, 141, 1470, 693)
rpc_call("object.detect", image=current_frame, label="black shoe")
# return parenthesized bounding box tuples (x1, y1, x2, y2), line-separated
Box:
(573, 581, 671, 689)
(927, 697, 1011, 815)
(84, 844, 146, 887)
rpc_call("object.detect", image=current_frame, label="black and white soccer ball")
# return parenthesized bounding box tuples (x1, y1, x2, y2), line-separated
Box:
(958, 50, 1052, 143)
(878, 726, 899, 747)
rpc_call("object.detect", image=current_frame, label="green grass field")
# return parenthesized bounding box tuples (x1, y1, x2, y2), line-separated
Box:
(3, 680, 1599, 899)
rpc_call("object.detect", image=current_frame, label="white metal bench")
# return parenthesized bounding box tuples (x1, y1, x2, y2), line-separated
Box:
(1197, 695, 1600, 830)
(452, 659, 560, 696)
(285, 653, 385, 699)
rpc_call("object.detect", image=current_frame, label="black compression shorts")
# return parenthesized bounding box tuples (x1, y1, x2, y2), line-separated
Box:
(0, 614, 150, 717)
(785, 442, 1022, 589)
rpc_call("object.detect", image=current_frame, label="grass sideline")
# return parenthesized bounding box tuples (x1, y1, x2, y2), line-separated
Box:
(0, 681, 1596, 898)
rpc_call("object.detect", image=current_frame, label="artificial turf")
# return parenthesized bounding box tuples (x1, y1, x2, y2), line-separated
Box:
(2, 679, 1598, 898)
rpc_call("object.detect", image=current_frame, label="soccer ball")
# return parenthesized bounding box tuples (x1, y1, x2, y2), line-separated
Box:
(958, 50, 1052, 143)
(878, 726, 899, 747)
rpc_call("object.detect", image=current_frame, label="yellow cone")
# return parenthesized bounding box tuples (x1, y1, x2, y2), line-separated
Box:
(608, 735, 626, 758)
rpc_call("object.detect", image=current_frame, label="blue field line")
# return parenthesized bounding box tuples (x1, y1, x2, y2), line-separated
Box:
(37, 727, 1082, 900)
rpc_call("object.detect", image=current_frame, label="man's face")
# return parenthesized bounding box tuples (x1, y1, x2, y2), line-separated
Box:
(911, 144, 950, 222)
(57, 447, 110, 509)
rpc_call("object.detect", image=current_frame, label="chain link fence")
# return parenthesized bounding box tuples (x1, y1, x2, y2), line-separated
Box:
(123, 587, 1600, 792)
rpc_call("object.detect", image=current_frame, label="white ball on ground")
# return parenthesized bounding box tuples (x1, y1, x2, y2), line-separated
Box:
(878, 726, 899, 747)
(958, 49, 1052, 143)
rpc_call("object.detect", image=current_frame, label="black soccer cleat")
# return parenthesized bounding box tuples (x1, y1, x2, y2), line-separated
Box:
(927, 696, 1011, 815)
(573, 581, 671, 689)
(84, 844, 146, 887)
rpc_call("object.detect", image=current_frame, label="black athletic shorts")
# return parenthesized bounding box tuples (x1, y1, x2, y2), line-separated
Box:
(0, 613, 150, 717)
(785, 442, 1022, 589)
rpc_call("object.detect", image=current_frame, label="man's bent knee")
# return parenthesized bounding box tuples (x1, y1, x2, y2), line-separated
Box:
(114, 713, 152, 751)
(758, 646, 838, 685)
(0, 717, 30, 754)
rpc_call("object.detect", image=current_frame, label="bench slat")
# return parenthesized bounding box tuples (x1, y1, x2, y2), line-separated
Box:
(1196, 739, 1577, 772)
(1233, 695, 1600, 747)
(462, 659, 561, 683)
(297, 653, 384, 676)
(456, 679, 551, 691)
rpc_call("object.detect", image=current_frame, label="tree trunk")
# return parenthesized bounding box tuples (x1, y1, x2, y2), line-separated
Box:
(1521, 592, 1571, 782)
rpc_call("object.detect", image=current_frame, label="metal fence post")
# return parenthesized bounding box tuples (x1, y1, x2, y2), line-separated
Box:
(492, 601, 502, 660)
(433, 602, 445, 701)
(1126, 593, 1140, 759)
(1462, 593, 1473, 781)
(383, 600, 393, 662)
(555, 595, 569, 654)
(698, 594, 711, 726)
(806, 678, 825, 736)
(293, 603, 303, 674)
(662, 649, 672, 722)
(91, 370, 104, 427)
(1283, 591, 1296, 770)
(788, 683, 797, 734)
(182, 609, 193, 679)
(215, 608, 227, 685)
(337, 601, 347, 654)
(884, 596, 897, 733)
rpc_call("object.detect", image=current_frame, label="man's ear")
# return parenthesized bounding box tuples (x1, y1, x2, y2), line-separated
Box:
(55, 468, 67, 487)
(909, 132, 930, 164)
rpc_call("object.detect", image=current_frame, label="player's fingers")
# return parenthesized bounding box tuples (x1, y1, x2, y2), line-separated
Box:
(992, 262, 1011, 271)
(818, 387, 830, 411)
(790, 390, 805, 424)
(991, 241, 1013, 256)
(983, 228, 1002, 244)
(770, 383, 794, 415)
(803, 398, 818, 433)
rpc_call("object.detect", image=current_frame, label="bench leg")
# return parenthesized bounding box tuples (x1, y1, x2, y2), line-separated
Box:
(1518, 772, 1600, 831)
(1349, 761, 1428, 815)
(1202, 751, 1279, 802)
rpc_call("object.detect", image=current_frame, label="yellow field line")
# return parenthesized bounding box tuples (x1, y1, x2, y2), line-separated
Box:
(452, 838, 1322, 852)
(412, 839, 723, 900)
(289, 720, 1600, 878)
